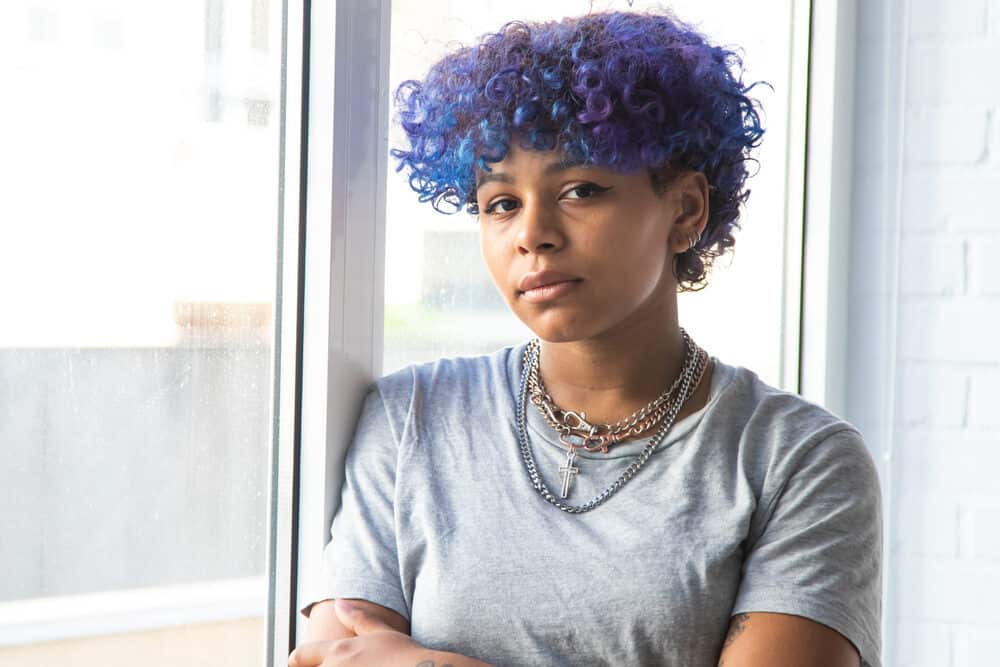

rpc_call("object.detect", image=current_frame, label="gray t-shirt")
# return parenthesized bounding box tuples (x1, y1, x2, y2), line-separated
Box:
(301, 344, 883, 667)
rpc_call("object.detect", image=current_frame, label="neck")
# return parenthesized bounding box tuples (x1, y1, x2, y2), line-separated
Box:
(537, 310, 687, 426)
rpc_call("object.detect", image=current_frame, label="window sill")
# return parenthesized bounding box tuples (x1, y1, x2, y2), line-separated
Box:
(0, 576, 264, 646)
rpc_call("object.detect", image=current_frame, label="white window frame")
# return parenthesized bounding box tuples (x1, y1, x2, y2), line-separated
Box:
(798, 0, 858, 417)
(270, 0, 392, 663)
(278, 0, 862, 662)
(265, 0, 308, 663)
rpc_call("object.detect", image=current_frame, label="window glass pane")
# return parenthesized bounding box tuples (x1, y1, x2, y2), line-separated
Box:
(384, 0, 793, 387)
(0, 1, 281, 664)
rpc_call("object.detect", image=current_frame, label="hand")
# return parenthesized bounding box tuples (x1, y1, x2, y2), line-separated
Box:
(288, 600, 440, 667)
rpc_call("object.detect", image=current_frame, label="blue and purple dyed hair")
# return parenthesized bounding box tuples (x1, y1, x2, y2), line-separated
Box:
(391, 10, 766, 290)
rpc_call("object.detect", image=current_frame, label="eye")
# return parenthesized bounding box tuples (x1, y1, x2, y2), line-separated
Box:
(562, 183, 613, 200)
(483, 197, 520, 215)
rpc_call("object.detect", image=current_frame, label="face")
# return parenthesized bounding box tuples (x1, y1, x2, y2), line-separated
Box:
(475, 144, 707, 343)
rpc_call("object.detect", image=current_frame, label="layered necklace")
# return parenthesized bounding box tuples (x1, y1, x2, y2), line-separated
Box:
(515, 328, 709, 513)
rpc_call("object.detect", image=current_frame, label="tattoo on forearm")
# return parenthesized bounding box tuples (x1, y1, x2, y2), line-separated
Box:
(722, 613, 750, 649)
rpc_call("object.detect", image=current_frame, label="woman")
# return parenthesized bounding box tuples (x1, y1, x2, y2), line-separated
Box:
(290, 9, 882, 667)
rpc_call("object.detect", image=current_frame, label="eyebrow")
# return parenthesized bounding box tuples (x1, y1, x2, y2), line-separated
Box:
(475, 159, 588, 191)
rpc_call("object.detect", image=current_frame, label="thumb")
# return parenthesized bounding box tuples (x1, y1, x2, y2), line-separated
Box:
(333, 599, 392, 636)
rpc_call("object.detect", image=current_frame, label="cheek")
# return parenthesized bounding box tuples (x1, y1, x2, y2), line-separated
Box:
(599, 226, 671, 304)
(598, 217, 669, 274)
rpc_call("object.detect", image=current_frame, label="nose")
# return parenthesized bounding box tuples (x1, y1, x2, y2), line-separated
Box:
(515, 198, 565, 256)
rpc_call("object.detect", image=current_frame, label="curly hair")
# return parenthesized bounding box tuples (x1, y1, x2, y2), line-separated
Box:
(390, 10, 766, 291)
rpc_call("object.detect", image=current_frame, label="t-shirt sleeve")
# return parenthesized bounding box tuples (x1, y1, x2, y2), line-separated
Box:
(731, 427, 883, 667)
(298, 386, 409, 621)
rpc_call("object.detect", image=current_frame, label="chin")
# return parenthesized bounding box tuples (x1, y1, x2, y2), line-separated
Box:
(514, 308, 604, 344)
(531, 330, 581, 344)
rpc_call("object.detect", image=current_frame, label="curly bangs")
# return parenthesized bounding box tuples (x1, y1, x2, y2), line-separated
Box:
(390, 10, 766, 290)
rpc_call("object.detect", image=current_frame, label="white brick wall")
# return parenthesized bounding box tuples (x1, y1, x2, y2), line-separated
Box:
(905, 43, 1000, 105)
(910, 0, 988, 36)
(957, 633, 1000, 666)
(904, 109, 989, 164)
(894, 620, 953, 667)
(896, 363, 969, 426)
(967, 368, 1000, 427)
(989, 109, 999, 166)
(968, 237, 1000, 294)
(899, 172, 1000, 231)
(849, 1, 1000, 665)
(898, 299, 998, 363)
(969, 506, 1000, 558)
(898, 235, 965, 296)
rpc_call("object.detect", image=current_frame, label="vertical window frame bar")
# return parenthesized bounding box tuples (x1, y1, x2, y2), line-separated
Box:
(267, 0, 309, 664)
(280, 0, 393, 656)
(799, 0, 858, 414)
(781, 0, 812, 394)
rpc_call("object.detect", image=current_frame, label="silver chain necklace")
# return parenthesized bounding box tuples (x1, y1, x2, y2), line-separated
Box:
(528, 328, 698, 453)
(515, 334, 708, 514)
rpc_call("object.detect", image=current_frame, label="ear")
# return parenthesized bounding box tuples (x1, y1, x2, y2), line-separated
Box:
(666, 171, 709, 254)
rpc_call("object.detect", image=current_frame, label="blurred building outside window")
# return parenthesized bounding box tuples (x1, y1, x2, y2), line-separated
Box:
(0, 1, 281, 664)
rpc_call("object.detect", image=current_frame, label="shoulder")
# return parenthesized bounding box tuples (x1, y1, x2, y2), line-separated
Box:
(721, 368, 883, 667)
(722, 362, 852, 431)
(707, 360, 874, 483)
(371, 344, 522, 431)
(376, 344, 518, 395)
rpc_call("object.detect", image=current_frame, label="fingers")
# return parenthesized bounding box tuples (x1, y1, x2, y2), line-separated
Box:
(286, 601, 396, 666)
(288, 637, 364, 667)
(288, 640, 335, 667)
(333, 599, 392, 636)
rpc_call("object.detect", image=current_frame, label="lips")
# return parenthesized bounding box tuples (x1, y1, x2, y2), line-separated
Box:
(517, 270, 582, 303)
(518, 270, 581, 293)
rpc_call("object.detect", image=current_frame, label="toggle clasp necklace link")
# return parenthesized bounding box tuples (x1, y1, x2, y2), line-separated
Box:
(516, 329, 708, 513)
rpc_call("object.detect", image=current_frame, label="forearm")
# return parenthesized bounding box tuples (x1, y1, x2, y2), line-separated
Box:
(303, 600, 355, 642)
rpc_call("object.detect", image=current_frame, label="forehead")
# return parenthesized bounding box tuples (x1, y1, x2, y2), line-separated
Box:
(474, 146, 609, 187)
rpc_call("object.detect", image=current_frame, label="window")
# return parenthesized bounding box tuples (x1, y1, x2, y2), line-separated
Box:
(0, 1, 283, 663)
(2, 1, 850, 663)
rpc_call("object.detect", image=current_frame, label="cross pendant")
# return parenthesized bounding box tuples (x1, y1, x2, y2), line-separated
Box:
(558, 449, 580, 499)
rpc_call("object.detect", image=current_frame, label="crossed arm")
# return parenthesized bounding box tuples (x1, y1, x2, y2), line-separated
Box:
(288, 598, 490, 667)
(289, 600, 862, 667)
(717, 612, 861, 667)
